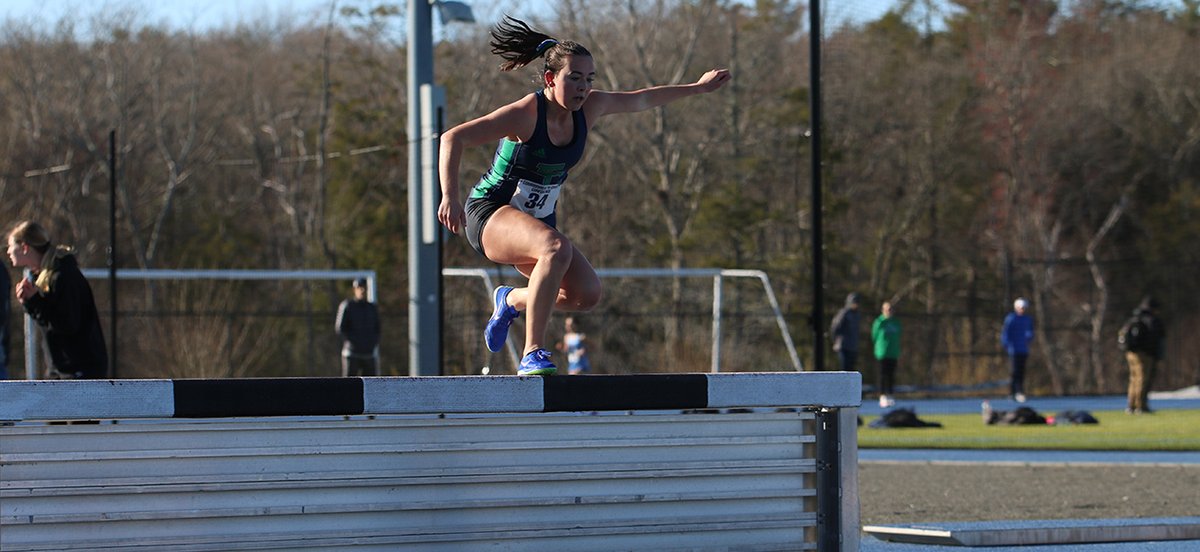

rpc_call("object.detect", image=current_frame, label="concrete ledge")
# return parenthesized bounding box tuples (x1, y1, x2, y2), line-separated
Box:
(0, 380, 175, 420)
(364, 376, 544, 413)
(864, 517, 1200, 546)
(0, 372, 861, 421)
(708, 371, 861, 408)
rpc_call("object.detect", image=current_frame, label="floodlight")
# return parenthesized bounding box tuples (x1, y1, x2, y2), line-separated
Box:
(435, 1, 475, 24)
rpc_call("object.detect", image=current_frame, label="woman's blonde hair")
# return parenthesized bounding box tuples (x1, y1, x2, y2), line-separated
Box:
(8, 220, 56, 272)
(8, 220, 51, 248)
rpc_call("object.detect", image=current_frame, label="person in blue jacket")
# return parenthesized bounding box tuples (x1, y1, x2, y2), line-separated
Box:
(437, 16, 731, 376)
(1000, 297, 1035, 402)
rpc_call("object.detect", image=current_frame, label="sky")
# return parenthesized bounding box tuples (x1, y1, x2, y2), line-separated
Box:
(0, 0, 552, 31)
(0, 0, 900, 34)
(2, 1, 383, 28)
(2, 0, 1190, 36)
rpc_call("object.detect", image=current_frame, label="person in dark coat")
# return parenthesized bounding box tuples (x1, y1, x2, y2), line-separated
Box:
(336, 277, 381, 376)
(7, 221, 108, 379)
(0, 265, 9, 379)
(829, 293, 862, 371)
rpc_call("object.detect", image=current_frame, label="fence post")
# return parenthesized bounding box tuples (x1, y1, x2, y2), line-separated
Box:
(712, 274, 723, 373)
(815, 408, 842, 551)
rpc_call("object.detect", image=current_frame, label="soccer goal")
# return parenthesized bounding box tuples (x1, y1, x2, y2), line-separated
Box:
(22, 267, 800, 378)
(21, 269, 377, 380)
(443, 267, 804, 374)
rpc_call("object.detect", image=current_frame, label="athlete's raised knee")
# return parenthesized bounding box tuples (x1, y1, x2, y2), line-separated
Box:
(576, 285, 602, 311)
(537, 232, 573, 268)
(561, 280, 602, 311)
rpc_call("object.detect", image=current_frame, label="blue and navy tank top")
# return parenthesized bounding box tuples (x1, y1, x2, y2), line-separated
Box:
(468, 90, 588, 220)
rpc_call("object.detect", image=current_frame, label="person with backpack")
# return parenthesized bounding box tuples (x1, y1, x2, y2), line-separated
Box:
(1119, 296, 1165, 414)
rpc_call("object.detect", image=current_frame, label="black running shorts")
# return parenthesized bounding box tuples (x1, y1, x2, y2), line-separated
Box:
(463, 197, 556, 258)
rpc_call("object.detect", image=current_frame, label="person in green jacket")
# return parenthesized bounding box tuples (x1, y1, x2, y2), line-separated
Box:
(871, 301, 902, 408)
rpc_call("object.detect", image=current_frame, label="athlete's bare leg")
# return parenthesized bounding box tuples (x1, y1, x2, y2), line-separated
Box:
(509, 246, 601, 312)
(481, 206, 602, 355)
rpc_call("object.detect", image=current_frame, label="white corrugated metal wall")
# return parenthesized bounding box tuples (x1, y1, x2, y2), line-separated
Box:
(1, 373, 861, 551)
(2, 410, 833, 551)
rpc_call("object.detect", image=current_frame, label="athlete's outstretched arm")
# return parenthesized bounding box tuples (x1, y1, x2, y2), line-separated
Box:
(585, 68, 731, 119)
(437, 96, 537, 234)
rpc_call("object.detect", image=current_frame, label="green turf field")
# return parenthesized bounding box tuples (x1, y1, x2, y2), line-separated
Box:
(858, 409, 1200, 451)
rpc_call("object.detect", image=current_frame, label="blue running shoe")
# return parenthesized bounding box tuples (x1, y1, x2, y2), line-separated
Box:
(518, 348, 557, 376)
(484, 286, 519, 353)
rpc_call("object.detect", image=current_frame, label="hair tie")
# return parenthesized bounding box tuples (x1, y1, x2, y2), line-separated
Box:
(536, 39, 559, 55)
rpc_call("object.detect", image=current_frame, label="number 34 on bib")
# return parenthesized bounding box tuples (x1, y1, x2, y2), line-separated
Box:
(510, 179, 562, 219)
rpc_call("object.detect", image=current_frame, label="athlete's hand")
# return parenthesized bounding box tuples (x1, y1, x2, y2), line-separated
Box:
(696, 69, 731, 93)
(438, 197, 466, 235)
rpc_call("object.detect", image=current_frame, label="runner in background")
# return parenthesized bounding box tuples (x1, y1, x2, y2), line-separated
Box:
(558, 316, 590, 375)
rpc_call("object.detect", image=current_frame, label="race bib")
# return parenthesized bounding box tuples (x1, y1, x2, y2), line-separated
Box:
(510, 179, 561, 219)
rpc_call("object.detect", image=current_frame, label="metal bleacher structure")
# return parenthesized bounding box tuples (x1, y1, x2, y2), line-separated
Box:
(0, 372, 862, 551)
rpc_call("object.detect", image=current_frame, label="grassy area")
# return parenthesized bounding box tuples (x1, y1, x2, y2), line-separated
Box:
(858, 409, 1200, 451)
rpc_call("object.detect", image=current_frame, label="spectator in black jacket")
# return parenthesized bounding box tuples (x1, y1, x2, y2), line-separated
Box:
(336, 278, 381, 376)
(7, 221, 108, 379)
(0, 265, 9, 379)
(829, 293, 861, 371)
(1120, 296, 1166, 414)
(0, 264, 9, 379)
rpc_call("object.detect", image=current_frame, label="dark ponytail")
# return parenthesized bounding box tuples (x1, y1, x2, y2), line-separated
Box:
(489, 15, 591, 74)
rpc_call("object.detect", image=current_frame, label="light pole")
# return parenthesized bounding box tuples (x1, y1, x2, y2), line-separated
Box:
(809, 0, 824, 373)
(408, 0, 474, 376)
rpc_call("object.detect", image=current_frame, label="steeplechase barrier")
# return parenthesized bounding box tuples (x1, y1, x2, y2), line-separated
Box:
(1, 372, 861, 551)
